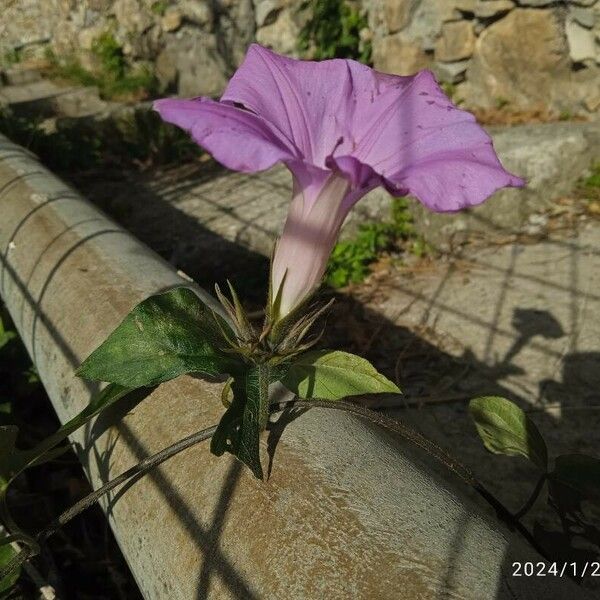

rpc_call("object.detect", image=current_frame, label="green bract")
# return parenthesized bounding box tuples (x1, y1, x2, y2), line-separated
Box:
(469, 396, 548, 471)
(282, 350, 400, 400)
(77, 287, 235, 387)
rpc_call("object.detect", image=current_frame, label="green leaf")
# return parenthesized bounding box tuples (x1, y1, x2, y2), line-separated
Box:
(77, 287, 236, 387)
(0, 542, 19, 595)
(550, 454, 600, 502)
(469, 396, 548, 470)
(211, 364, 279, 480)
(282, 350, 400, 400)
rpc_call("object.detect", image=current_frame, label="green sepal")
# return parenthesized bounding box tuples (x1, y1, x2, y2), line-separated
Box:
(282, 349, 400, 400)
(211, 363, 286, 479)
(77, 287, 236, 387)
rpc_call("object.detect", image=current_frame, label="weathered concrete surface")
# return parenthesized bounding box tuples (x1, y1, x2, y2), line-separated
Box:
(0, 135, 590, 598)
(352, 218, 600, 529)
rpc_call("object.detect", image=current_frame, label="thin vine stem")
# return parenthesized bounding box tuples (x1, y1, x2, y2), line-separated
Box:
(1, 397, 552, 582)
(285, 399, 551, 563)
(513, 474, 547, 522)
(0, 424, 217, 581)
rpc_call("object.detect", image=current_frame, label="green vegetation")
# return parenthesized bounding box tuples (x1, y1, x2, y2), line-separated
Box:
(298, 0, 372, 64)
(0, 106, 201, 172)
(582, 162, 600, 189)
(1, 47, 22, 68)
(326, 197, 429, 288)
(151, 0, 170, 15)
(494, 96, 510, 110)
(45, 32, 156, 100)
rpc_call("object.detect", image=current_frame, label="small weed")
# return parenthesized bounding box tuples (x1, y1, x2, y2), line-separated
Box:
(1, 47, 22, 68)
(298, 0, 372, 64)
(494, 97, 510, 110)
(559, 109, 573, 121)
(45, 34, 156, 101)
(582, 162, 600, 189)
(151, 0, 170, 15)
(326, 197, 429, 288)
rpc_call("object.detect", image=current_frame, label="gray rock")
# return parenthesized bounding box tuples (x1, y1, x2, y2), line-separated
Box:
(568, 0, 598, 6)
(256, 8, 299, 55)
(570, 6, 596, 28)
(515, 0, 555, 5)
(373, 33, 431, 75)
(179, 0, 213, 28)
(432, 59, 470, 83)
(475, 0, 515, 19)
(161, 28, 229, 97)
(254, 0, 280, 27)
(566, 18, 597, 62)
(463, 8, 570, 109)
(435, 21, 476, 62)
(401, 0, 460, 51)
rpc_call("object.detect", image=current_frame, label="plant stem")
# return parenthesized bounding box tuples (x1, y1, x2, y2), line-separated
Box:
(1, 397, 553, 583)
(513, 474, 547, 522)
(0, 424, 217, 581)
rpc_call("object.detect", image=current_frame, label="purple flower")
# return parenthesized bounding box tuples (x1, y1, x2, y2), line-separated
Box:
(154, 44, 524, 320)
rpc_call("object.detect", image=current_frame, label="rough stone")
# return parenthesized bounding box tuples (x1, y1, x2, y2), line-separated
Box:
(384, 0, 418, 33)
(435, 21, 476, 62)
(474, 0, 515, 19)
(432, 59, 470, 83)
(113, 0, 154, 34)
(256, 8, 299, 55)
(401, 0, 460, 51)
(570, 6, 596, 28)
(161, 29, 229, 97)
(161, 9, 183, 33)
(455, 0, 477, 14)
(515, 0, 554, 5)
(179, 0, 213, 28)
(373, 33, 431, 75)
(566, 18, 597, 62)
(254, 0, 280, 27)
(463, 8, 569, 109)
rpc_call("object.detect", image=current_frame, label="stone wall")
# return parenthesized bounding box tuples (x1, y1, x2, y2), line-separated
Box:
(1, 0, 599, 115)
(367, 0, 600, 115)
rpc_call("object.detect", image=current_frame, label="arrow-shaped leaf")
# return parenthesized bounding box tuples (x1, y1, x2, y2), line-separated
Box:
(469, 396, 548, 471)
(282, 350, 400, 400)
(77, 287, 235, 387)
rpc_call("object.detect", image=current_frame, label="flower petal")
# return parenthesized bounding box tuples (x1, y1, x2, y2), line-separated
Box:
(222, 44, 400, 168)
(347, 70, 524, 211)
(153, 97, 297, 173)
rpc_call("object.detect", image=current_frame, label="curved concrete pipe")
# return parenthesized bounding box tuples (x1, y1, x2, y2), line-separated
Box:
(0, 134, 588, 599)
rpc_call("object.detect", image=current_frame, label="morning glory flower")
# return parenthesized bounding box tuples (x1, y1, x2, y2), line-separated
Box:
(154, 44, 524, 322)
